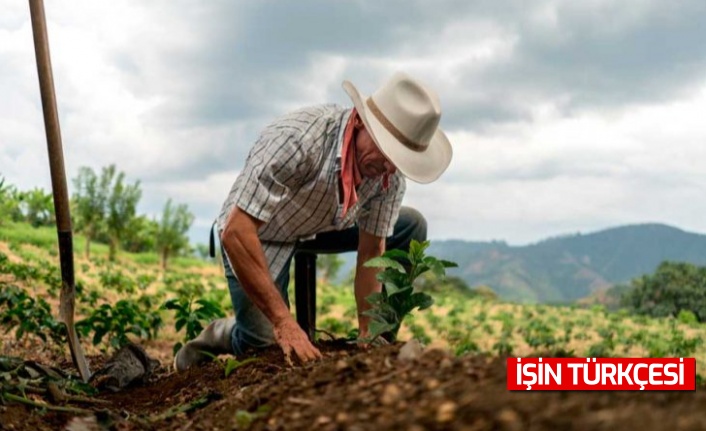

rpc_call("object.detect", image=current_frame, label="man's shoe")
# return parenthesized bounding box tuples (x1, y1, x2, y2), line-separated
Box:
(174, 317, 235, 372)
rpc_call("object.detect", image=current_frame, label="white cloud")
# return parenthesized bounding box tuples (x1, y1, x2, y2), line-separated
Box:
(406, 80, 706, 243)
(3, 0, 706, 247)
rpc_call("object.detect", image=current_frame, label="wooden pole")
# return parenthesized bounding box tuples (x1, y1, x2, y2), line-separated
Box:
(28, 0, 91, 382)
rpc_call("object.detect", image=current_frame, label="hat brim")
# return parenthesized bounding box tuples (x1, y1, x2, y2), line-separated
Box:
(342, 80, 452, 184)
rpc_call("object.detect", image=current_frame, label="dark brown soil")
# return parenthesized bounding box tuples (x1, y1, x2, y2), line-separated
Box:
(1, 340, 705, 431)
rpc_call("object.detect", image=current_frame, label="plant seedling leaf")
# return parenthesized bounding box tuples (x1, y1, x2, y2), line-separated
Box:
(363, 257, 406, 273)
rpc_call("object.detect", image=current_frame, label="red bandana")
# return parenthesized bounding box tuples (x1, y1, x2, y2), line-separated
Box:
(340, 109, 362, 219)
(340, 109, 391, 219)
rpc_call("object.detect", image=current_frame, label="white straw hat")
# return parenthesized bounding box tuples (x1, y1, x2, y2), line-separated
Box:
(342, 71, 452, 184)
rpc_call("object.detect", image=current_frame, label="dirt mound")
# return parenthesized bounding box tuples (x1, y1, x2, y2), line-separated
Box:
(1, 340, 705, 430)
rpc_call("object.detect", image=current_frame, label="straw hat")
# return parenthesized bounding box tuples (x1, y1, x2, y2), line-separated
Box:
(342, 71, 452, 184)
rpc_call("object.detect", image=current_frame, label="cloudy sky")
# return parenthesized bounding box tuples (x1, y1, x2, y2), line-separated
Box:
(2, 0, 706, 246)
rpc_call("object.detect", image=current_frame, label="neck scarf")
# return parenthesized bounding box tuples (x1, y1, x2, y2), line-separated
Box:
(340, 109, 362, 219)
(340, 109, 391, 219)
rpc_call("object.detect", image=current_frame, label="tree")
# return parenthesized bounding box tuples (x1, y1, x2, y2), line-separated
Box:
(122, 215, 159, 253)
(193, 243, 212, 260)
(18, 188, 55, 227)
(104, 165, 142, 262)
(317, 254, 344, 285)
(72, 167, 110, 259)
(0, 177, 23, 225)
(621, 261, 706, 322)
(155, 199, 194, 270)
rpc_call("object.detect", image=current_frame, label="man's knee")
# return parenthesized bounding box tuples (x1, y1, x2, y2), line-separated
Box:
(231, 318, 276, 356)
(398, 206, 427, 242)
(388, 207, 427, 251)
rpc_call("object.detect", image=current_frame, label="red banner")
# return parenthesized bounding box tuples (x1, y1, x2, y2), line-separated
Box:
(506, 357, 696, 391)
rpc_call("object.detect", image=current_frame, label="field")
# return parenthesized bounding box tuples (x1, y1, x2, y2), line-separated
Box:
(1, 222, 705, 430)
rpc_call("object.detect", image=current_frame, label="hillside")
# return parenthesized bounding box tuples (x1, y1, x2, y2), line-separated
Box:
(430, 223, 706, 303)
(338, 223, 706, 303)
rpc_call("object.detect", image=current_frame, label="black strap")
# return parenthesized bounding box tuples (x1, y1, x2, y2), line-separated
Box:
(209, 220, 216, 258)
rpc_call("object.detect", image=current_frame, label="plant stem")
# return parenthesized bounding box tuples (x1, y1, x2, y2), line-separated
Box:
(314, 328, 337, 340)
(3, 392, 92, 415)
(148, 393, 217, 423)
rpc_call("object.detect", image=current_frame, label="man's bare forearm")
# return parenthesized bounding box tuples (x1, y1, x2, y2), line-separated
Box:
(355, 230, 386, 334)
(354, 256, 382, 333)
(221, 208, 291, 327)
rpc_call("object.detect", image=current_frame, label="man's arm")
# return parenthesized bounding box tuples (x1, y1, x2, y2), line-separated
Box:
(354, 228, 386, 338)
(220, 206, 322, 363)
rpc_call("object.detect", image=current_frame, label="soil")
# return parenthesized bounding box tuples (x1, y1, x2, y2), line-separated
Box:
(1, 340, 705, 431)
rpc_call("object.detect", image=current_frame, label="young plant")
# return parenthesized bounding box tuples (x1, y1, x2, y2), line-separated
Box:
(361, 239, 457, 343)
(76, 297, 163, 349)
(162, 296, 225, 354)
(201, 351, 258, 378)
(520, 319, 557, 351)
(0, 284, 66, 344)
(234, 405, 271, 429)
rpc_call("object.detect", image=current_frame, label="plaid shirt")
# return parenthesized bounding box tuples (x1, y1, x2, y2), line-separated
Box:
(217, 104, 406, 279)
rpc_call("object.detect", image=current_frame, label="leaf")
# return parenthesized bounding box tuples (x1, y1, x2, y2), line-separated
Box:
(195, 299, 225, 319)
(361, 308, 384, 321)
(376, 271, 407, 288)
(363, 257, 406, 273)
(381, 249, 410, 263)
(365, 292, 385, 306)
(224, 358, 258, 377)
(408, 240, 430, 262)
(172, 342, 183, 356)
(408, 292, 434, 311)
(162, 299, 182, 311)
(412, 263, 431, 279)
(387, 285, 412, 298)
(440, 259, 458, 268)
(93, 328, 107, 346)
(428, 259, 447, 279)
(368, 320, 397, 338)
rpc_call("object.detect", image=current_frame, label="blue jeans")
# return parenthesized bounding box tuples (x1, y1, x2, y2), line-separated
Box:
(222, 206, 427, 355)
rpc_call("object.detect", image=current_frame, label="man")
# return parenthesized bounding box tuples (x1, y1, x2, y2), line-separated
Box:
(174, 71, 452, 371)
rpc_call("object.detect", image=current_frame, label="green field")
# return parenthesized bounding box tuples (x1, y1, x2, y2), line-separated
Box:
(1, 222, 704, 376)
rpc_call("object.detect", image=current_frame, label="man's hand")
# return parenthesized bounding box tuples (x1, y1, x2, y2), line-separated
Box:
(273, 317, 322, 365)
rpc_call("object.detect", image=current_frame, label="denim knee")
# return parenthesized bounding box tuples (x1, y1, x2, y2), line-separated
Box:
(400, 206, 427, 243)
(388, 206, 428, 251)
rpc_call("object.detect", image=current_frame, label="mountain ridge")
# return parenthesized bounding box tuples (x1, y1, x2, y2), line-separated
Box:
(337, 223, 706, 303)
(428, 223, 706, 303)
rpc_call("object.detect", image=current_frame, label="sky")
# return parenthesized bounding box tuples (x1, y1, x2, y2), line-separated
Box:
(2, 0, 706, 247)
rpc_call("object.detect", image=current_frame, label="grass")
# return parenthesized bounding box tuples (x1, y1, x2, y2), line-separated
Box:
(0, 221, 207, 270)
(0, 222, 57, 250)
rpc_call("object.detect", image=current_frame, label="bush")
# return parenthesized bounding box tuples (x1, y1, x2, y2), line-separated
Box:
(621, 262, 706, 322)
(76, 296, 163, 349)
(0, 284, 66, 344)
(677, 309, 699, 325)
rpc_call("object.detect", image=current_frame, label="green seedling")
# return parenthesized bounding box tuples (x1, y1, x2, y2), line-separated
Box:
(200, 351, 258, 378)
(361, 239, 457, 343)
(162, 296, 225, 355)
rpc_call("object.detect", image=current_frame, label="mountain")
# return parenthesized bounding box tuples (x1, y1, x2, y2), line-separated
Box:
(335, 223, 706, 304)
